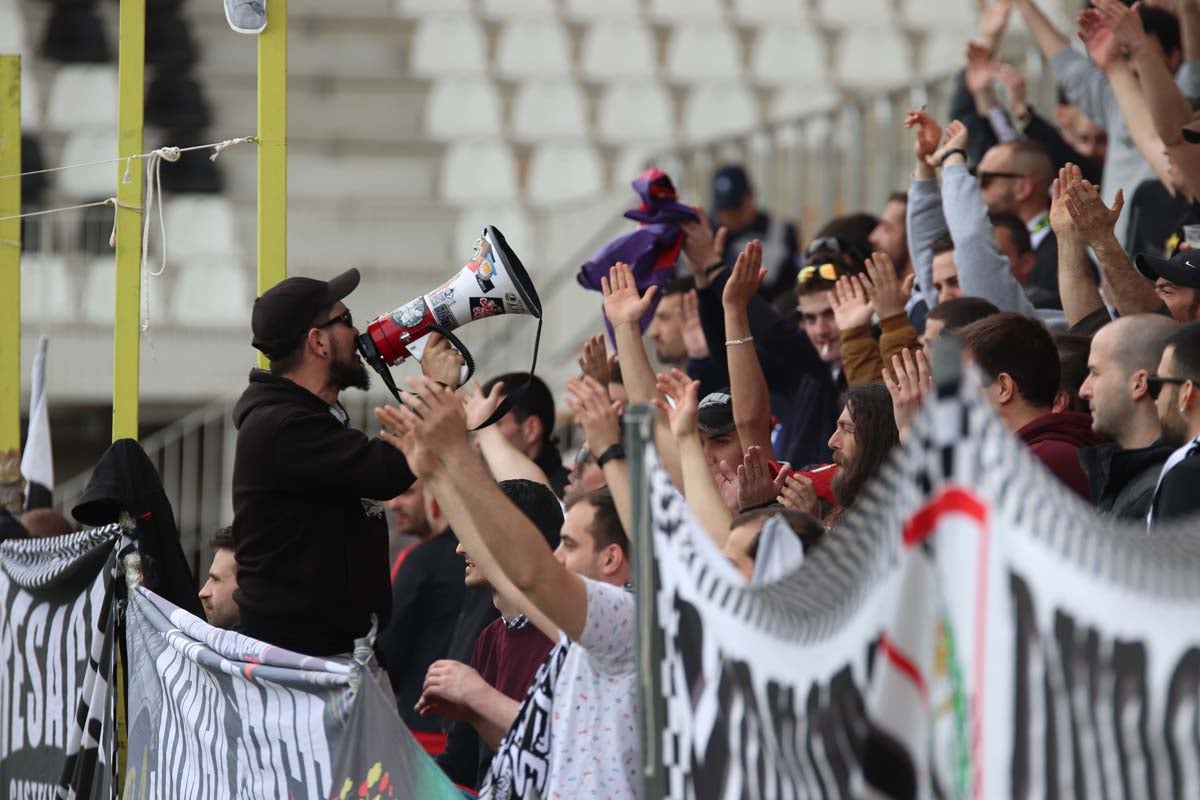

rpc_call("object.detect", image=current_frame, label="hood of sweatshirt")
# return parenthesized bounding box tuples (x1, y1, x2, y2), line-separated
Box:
(1017, 411, 1103, 450)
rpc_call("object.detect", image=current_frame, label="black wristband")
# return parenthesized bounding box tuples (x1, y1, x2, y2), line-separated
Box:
(596, 443, 626, 469)
(704, 260, 724, 276)
(738, 500, 781, 513)
(938, 148, 967, 166)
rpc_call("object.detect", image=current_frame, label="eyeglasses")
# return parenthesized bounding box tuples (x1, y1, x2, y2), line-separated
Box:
(972, 170, 1025, 189)
(315, 309, 353, 330)
(573, 445, 595, 471)
(803, 236, 846, 260)
(797, 262, 840, 286)
(1147, 375, 1195, 399)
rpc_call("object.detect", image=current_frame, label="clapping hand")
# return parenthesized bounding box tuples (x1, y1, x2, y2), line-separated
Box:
(602, 262, 659, 327)
(736, 446, 790, 510)
(722, 240, 766, 312)
(653, 368, 700, 440)
(828, 275, 874, 331)
(564, 376, 622, 455)
(420, 332, 466, 390)
(882, 347, 933, 442)
(862, 251, 915, 320)
(928, 120, 969, 166)
(460, 379, 506, 430)
(906, 110, 942, 165)
(578, 334, 614, 388)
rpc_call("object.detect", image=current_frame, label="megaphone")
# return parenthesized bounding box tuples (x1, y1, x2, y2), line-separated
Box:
(356, 226, 542, 404)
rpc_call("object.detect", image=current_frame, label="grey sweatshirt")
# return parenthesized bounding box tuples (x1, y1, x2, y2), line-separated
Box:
(1051, 50, 1200, 247)
(908, 166, 1067, 330)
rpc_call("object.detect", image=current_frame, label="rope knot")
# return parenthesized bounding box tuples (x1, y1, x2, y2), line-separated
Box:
(155, 146, 182, 163)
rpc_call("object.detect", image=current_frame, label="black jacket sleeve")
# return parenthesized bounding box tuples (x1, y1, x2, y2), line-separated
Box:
(949, 70, 998, 166)
(685, 355, 729, 397)
(271, 413, 415, 500)
(696, 270, 826, 396)
(1023, 108, 1104, 185)
(1154, 458, 1200, 523)
(436, 720, 482, 790)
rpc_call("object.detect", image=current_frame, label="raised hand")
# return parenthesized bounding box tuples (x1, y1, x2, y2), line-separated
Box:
(601, 262, 659, 327)
(977, 0, 1013, 51)
(577, 333, 613, 388)
(1091, 0, 1149, 53)
(1064, 174, 1124, 247)
(906, 110, 943, 165)
(722, 239, 766, 312)
(965, 41, 995, 97)
(713, 460, 740, 513)
(928, 119, 969, 166)
(416, 660, 489, 721)
(862, 251, 915, 320)
(883, 347, 932, 441)
(736, 446, 790, 510)
(652, 368, 700, 440)
(777, 473, 820, 517)
(460, 378, 506, 430)
(681, 290, 710, 359)
(680, 206, 728, 286)
(1077, 8, 1123, 72)
(564, 375, 622, 454)
(828, 275, 874, 331)
(420, 332, 466, 390)
(400, 376, 470, 452)
(1049, 164, 1081, 238)
(990, 62, 1028, 118)
(375, 403, 441, 479)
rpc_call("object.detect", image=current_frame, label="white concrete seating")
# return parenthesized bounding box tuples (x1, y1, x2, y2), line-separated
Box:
(510, 80, 589, 141)
(57, 131, 119, 199)
(171, 261, 251, 327)
(648, 0, 725, 22)
(46, 65, 119, 130)
(682, 83, 759, 141)
(563, 0, 642, 21)
(494, 19, 573, 79)
(835, 27, 912, 91)
(665, 25, 742, 82)
(751, 26, 827, 87)
(424, 78, 504, 140)
(818, 0, 896, 28)
(409, 15, 489, 77)
(440, 141, 520, 203)
(454, 205, 535, 266)
(579, 20, 657, 82)
(162, 196, 240, 262)
(479, 0, 558, 18)
(596, 82, 674, 144)
(526, 142, 605, 204)
(20, 254, 74, 323)
(732, 0, 809, 24)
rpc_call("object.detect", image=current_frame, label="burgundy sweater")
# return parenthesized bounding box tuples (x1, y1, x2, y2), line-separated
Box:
(1017, 411, 1103, 500)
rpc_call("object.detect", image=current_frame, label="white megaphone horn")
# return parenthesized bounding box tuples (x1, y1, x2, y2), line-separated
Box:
(356, 226, 542, 402)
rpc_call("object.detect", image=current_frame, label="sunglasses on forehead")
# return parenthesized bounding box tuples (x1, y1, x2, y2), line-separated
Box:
(1147, 375, 1195, 400)
(971, 169, 1025, 189)
(797, 262, 840, 286)
(802, 236, 846, 260)
(315, 309, 353, 330)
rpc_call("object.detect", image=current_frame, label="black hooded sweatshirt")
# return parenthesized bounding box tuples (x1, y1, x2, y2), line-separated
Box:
(72, 438, 204, 617)
(231, 369, 415, 656)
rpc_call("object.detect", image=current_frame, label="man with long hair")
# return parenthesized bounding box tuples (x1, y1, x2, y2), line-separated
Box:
(827, 383, 900, 526)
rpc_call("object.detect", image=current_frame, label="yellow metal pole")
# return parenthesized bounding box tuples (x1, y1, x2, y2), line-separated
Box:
(112, 0, 146, 442)
(0, 56, 21, 467)
(257, 0, 288, 369)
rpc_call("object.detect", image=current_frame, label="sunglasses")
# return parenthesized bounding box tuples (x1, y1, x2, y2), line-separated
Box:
(972, 169, 1025, 189)
(315, 309, 354, 330)
(797, 262, 840, 286)
(1147, 375, 1194, 400)
(573, 445, 595, 471)
(803, 236, 846, 260)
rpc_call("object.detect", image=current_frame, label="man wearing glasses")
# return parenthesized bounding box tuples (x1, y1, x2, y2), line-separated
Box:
(1148, 321, 1200, 525)
(230, 269, 459, 656)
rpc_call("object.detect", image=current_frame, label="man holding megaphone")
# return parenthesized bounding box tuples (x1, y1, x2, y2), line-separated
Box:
(230, 268, 465, 658)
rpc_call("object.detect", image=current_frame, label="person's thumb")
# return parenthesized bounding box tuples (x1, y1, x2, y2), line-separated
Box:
(1111, 187, 1125, 215)
(901, 273, 916, 297)
(714, 226, 728, 256)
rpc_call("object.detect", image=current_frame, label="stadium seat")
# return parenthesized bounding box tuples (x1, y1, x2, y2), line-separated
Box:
(665, 25, 742, 82)
(0, 6, 27, 56)
(454, 206, 534, 265)
(579, 21, 657, 82)
(732, 0, 809, 24)
(81, 257, 116, 324)
(919, 28, 974, 78)
(682, 84, 759, 142)
(526, 143, 605, 205)
(903, 0, 976, 32)
(20, 255, 74, 324)
(769, 85, 840, 121)
(817, 0, 896, 28)
(750, 26, 828, 87)
(162, 196, 239, 262)
(46, 65, 118, 130)
(395, 0, 473, 15)
(440, 141, 520, 204)
(57, 131, 119, 198)
(424, 78, 504, 140)
(648, 0, 725, 21)
(172, 262, 251, 327)
(479, 0, 558, 18)
(21, 71, 41, 129)
(409, 16, 489, 77)
(835, 28, 913, 91)
(495, 19, 573, 79)
(511, 81, 589, 142)
(596, 82, 675, 144)
(562, 0, 642, 20)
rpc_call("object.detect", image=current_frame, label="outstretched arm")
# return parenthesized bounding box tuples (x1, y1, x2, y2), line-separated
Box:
(1011, 0, 1071, 61)
(722, 240, 775, 454)
(1050, 164, 1106, 327)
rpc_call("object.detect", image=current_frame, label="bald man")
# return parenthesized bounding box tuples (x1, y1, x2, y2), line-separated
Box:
(1077, 315, 1179, 519)
(974, 140, 1068, 304)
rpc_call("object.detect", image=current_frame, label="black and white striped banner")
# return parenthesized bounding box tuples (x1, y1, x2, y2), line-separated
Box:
(122, 588, 466, 800)
(648, 370, 1200, 799)
(0, 525, 122, 800)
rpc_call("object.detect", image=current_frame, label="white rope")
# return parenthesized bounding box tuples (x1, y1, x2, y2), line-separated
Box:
(0, 135, 257, 181)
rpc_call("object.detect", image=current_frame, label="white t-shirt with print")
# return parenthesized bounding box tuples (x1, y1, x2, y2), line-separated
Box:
(544, 577, 639, 798)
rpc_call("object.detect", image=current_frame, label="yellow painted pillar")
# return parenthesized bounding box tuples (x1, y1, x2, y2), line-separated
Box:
(112, 0, 146, 442)
(0, 56, 21, 472)
(256, 0, 287, 368)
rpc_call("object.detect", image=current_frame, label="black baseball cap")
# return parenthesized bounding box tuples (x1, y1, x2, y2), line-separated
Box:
(251, 268, 361, 358)
(712, 165, 751, 211)
(1182, 118, 1200, 143)
(697, 391, 736, 436)
(1134, 250, 1200, 289)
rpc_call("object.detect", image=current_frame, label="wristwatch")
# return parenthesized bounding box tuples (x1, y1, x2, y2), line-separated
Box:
(596, 443, 627, 469)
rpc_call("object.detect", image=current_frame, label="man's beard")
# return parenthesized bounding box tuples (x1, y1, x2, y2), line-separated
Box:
(332, 348, 371, 391)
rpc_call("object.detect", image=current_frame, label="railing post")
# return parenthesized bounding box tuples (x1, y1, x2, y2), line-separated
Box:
(0, 55, 21, 476)
(627, 403, 665, 800)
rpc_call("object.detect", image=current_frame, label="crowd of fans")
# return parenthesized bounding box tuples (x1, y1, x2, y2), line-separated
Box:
(7, 1, 1200, 797)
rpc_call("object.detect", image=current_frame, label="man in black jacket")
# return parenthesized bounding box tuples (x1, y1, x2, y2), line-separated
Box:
(1077, 315, 1178, 520)
(1149, 321, 1200, 524)
(232, 268, 459, 656)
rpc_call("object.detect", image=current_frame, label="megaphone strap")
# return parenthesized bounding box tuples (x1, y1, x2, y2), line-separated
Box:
(470, 316, 544, 431)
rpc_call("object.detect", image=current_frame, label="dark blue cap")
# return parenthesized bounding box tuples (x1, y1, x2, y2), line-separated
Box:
(712, 164, 751, 211)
